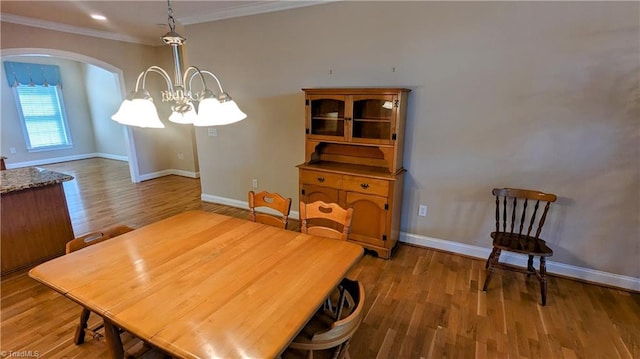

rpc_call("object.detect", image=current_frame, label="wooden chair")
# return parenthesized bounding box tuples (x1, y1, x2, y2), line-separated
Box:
(482, 188, 557, 306)
(248, 190, 292, 229)
(299, 201, 354, 241)
(283, 278, 365, 359)
(65, 224, 134, 344)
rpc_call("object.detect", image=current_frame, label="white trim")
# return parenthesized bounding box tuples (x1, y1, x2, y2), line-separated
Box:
(171, 169, 200, 179)
(2, 2, 336, 45)
(400, 232, 640, 292)
(94, 153, 128, 162)
(138, 169, 200, 182)
(0, 14, 155, 46)
(201, 193, 300, 220)
(5, 153, 126, 169)
(180, 1, 337, 25)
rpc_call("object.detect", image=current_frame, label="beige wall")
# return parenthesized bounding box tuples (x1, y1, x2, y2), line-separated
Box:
(0, 21, 199, 175)
(186, 1, 639, 278)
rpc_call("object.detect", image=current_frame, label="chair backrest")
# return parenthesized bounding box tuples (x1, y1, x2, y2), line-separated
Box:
(65, 225, 134, 254)
(310, 278, 365, 349)
(299, 201, 354, 241)
(248, 190, 292, 229)
(492, 188, 557, 240)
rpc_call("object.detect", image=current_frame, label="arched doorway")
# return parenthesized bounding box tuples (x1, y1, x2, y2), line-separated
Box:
(1, 47, 140, 182)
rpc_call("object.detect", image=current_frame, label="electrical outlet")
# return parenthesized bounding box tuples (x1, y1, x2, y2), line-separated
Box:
(418, 205, 427, 217)
(252, 179, 258, 189)
(177, 153, 184, 160)
(208, 128, 218, 137)
(10, 147, 17, 154)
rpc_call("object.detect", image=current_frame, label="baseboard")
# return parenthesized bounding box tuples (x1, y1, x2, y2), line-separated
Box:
(201, 193, 300, 220)
(400, 232, 640, 292)
(94, 153, 128, 162)
(6, 153, 127, 169)
(138, 169, 200, 182)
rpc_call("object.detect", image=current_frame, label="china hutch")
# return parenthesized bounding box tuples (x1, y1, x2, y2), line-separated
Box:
(297, 88, 410, 259)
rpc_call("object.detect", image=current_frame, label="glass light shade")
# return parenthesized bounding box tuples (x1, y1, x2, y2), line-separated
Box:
(193, 97, 222, 127)
(112, 98, 165, 128)
(111, 99, 134, 124)
(216, 100, 247, 126)
(169, 104, 198, 124)
(194, 97, 247, 127)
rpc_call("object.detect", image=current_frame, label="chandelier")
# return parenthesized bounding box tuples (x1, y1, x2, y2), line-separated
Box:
(111, 0, 246, 128)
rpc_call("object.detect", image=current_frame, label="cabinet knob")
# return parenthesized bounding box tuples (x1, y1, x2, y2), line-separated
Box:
(360, 183, 369, 189)
(317, 177, 325, 183)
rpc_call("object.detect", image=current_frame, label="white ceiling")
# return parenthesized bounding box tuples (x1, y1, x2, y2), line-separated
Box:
(0, 1, 331, 46)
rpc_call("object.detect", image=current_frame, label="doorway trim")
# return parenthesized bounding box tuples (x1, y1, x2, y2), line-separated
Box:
(1, 47, 140, 183)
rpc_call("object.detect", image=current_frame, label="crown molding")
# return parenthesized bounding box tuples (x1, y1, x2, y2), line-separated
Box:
(1, 1, 337, 46)
(0, 14, 157, 46)
(179, 1, 337, 25)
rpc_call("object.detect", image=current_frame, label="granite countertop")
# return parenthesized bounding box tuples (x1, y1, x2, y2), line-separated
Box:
(1, 167, 74, 194)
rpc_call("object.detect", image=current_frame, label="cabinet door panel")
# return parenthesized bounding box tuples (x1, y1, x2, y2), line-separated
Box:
(301, 184, 339, 203)
(307, 95, 347, 141)
(346, 192, 387, 246)
(351, 94, 396, 145)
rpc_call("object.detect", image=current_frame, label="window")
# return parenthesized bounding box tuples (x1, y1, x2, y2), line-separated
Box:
(13, 85, 72, 151)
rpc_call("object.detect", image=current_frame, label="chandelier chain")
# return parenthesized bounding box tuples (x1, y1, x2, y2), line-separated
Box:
(167, 0, 176, 32)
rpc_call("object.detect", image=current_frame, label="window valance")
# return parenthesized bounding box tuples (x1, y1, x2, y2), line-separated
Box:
(3, 61, 62, 87)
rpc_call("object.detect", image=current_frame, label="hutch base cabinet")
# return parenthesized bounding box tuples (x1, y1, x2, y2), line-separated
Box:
(297, 88, 410, 259)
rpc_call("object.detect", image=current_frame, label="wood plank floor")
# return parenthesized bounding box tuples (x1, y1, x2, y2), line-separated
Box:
(2, 158, 638, 358)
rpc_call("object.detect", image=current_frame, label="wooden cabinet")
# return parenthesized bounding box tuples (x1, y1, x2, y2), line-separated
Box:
(298, 88, 410, 259)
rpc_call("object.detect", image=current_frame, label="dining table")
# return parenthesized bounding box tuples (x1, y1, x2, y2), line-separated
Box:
(28, 210, 364, 358)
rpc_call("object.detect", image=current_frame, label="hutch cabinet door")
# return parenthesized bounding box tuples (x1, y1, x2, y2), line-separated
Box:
(306, 95, 350, 141)
(300, 184, 339, 204)
(345, 192, 388, 247)
(350, 94, 398, 145)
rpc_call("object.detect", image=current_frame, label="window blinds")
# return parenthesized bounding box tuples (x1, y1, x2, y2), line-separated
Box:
(16, 85, 70, 149)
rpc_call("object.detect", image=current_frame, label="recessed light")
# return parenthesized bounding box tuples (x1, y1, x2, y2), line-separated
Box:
(91, 14, 107, 21)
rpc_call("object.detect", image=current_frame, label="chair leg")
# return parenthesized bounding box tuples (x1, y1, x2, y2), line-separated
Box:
(485, 248, 499, 269)
(527, 255, 534, 278)
(540, 257, 548, 306)
(73, 308, 91, 345)
(482, 249, 500, 292)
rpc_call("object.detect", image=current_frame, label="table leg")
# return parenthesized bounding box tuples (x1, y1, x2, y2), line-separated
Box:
(103, 319, 124, 359)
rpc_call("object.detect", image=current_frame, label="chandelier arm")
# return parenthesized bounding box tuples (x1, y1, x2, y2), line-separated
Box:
(136, 66, 175, 93)
(183, 66, 208, 94)
(199, 70, 225, 94)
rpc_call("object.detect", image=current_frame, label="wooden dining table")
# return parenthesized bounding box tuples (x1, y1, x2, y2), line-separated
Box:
(29, 210, 364, 359)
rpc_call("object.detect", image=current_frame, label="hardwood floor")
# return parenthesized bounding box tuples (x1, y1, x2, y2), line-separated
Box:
(2, 158, 638, 358)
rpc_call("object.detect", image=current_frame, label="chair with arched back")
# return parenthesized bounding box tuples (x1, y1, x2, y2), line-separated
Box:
(482, 188, 557, 306)
(299, 201, 354, 241)
(65, 224, 134, 344)
(248, 190, 292, 229)
(283, 278, 365, 359)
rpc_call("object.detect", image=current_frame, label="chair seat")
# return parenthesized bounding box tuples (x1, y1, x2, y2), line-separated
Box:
(491, 232, 553, 256)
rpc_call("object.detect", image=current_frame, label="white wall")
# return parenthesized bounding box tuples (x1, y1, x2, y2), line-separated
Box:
(82, 63, 127, 158)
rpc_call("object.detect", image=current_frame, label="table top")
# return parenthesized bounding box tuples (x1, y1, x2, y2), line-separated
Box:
(1, 166, 73, 194)
(29, 210, 364, 358)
